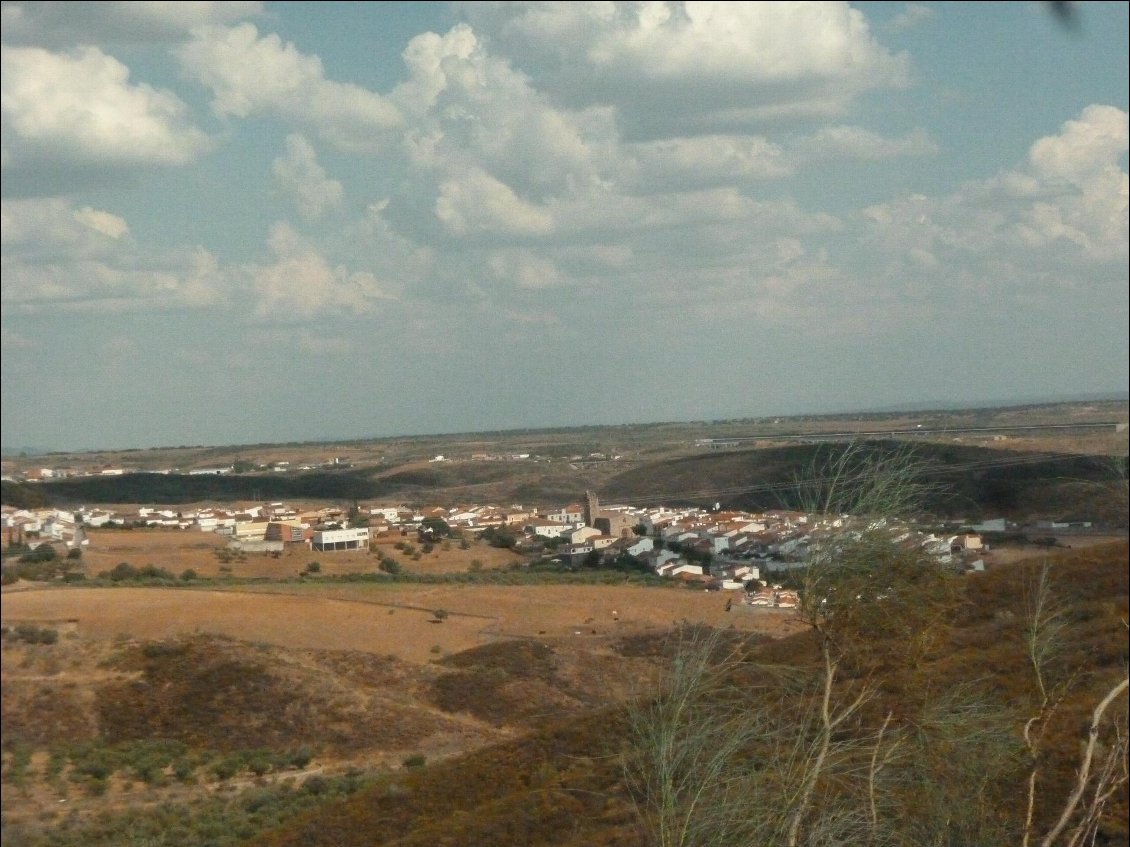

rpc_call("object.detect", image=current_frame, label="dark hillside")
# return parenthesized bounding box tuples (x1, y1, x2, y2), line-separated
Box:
(247, 714, 640, 847)
(7, 442, 1125, 526)
(602, 442, 1126, 522)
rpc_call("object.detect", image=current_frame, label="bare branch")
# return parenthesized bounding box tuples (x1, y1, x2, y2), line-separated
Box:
(1040, 676, 1129, 847)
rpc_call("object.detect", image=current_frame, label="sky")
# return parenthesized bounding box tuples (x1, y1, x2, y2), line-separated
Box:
(1, 1, 1127, 452)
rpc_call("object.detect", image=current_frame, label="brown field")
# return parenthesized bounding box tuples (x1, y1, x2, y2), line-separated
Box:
(0, 582, 799, 666)
(78, 527, 526, 579)
(0, 577, 797, 830)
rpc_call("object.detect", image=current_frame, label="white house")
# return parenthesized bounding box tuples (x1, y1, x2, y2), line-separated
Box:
(526, 520, 572, 540)
(311, 527, 370, 552)
(567, 526, 603, 544)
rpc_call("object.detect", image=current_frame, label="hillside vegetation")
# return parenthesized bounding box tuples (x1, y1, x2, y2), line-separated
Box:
(251, 542, 1130, 847)
(5, 542, 1122, 847)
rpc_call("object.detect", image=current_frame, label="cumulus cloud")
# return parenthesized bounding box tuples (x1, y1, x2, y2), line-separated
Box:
(1, 198, 226, 311)
(363, 7, 909, 268)
(392, 23, 613, 202)
(73, 206, 131, 239)
(625, 134, 792, 190)
(1015, 105, 1128, 260)
(1, 44, 210, 193)
(460, 1, 910, 138)
(865, 104, 1128, 264)
(1, 1, 262, 46)
(271, 134, 343, 220)
(178, 23, 401, 153)
(435, 167, 555, 237)
(3, 198, 131, 258)
(248, 222, 392, 319)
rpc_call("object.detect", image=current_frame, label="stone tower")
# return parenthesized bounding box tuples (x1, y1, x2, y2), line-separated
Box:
(583, 490, 600, 527)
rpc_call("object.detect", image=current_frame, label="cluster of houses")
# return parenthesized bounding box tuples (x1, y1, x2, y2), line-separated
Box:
(2, 491, 988, 607)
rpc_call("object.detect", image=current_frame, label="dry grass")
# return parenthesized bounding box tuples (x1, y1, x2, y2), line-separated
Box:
(76, 527, 525, 579)
(0, 582, 799, 666)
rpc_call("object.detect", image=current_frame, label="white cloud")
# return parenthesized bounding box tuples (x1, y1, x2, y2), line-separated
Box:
(178, 23, 402, 153)
(460, 1, 910, 138)
(1, 198, 226, 311)
(864, 105, 1128, 264)
(1, 44, 210, 189)
(794, 125, 938, 161)
(73, 206, 130, 239)
(271, 134, 343, 220)
(487, 249, 563, 289)
(553, 186, 839, 239)
(248, 222, 392, 319)
(625, 134, 792, 190)
(2, 246, 226, 312)
(392, 23, 614, 202)
(435, 167, 555, 237)
(3, 198, 130, 257)
(1, 1, 263, 46)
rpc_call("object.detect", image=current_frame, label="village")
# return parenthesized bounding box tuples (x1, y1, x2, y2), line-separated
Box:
(1, 485, 995, 611)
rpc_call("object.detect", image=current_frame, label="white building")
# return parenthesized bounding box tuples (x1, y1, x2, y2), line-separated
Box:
(311, 527, 370, 552)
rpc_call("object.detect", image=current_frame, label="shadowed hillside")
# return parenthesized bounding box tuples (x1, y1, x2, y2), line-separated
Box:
(6, 442, 1126, 528)
(602, 442, 1128, 523)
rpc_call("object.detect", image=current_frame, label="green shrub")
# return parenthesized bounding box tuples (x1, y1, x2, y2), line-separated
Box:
(284, 747, 313, 769)
(303, 774, 329, 795)
(4, 744, 32, 786)
(246, 750, 273, 777)
(211, 755, 243, 781)
(4, 624, 59, 644)
(107, 562, 138, 581)
(19, 545, 57, 563)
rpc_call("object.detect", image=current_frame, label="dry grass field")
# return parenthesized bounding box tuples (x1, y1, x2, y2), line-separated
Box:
(1, 581, 799, 666)
(75, 527, 527, 579)
(0, 577, 797, 838)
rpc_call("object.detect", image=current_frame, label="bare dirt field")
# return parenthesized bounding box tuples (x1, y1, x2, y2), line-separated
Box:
(1, 583, 800, 666)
